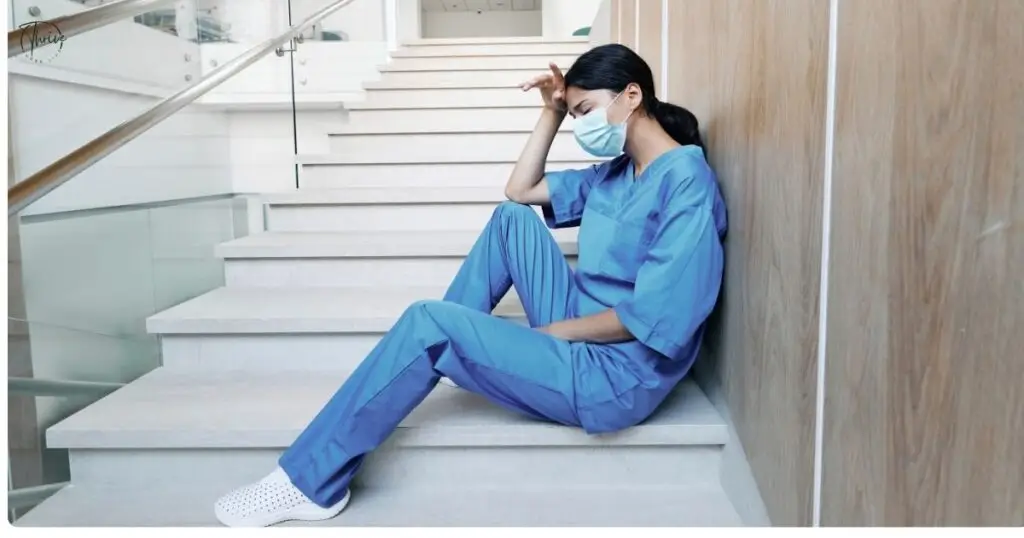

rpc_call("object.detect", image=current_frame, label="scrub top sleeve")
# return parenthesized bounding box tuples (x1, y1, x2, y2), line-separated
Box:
(614, 186, 725, 360)
(542, 163, 603, 229)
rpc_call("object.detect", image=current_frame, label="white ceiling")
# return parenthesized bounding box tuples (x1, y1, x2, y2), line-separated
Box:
(421, 0, 542, 12)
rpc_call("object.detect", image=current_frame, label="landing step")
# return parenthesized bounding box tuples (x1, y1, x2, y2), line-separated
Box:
(214, 231, 578, 259)
(18, 483, 740, 527)
(45, 368, 728, 449)
(146, 286, 525, 334)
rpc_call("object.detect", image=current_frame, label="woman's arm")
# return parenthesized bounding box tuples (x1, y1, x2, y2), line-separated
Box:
(538, 309, 636, 344)
(505, 63, 568, 205)
(504, 108, 565, 205)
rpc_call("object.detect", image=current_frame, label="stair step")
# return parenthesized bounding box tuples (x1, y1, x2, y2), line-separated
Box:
(377, 68, 556, 88)
(298, 161, 596, 190)
(338, 107, 574, 134)
(24, 367, 735, 526)
(265, 186, 505, 205)
(216, 230, 577, 287)
(18, 483, 740, 527)
(145, 282, 561, 371)
(216, 231, 577, 260)
(261, 188, 571, 233)
(325, 132, 592, 163)
(352, 87, 540, 108)
(392, 43, 590, 58)
(384, 55, 577, 71)
(147, 286, 525, 335)
(46, 368, 728, 450)
(402, 37, 589, 46)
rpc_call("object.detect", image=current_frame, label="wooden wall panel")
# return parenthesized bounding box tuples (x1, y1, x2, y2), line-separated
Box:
(636, 0, 663, 95)
(618, 0, 637, 48)
(666, 0, 830, 525)
(609, 0, 620, 45)
(823, 0, 1024, 525)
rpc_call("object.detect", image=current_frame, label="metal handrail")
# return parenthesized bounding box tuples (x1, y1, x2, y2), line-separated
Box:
(8, 482, 69, 510)
(8, 0, 174, 58)
(8, 376, 124, 397)
(7, 0, 357, 216)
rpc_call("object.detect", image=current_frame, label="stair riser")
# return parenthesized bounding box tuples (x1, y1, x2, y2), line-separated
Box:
(379, 69, 554, 88)
(356, 88, 540, 108)
(18, 484, 742, 527)
(161, 334, 384, 371)
(299, 162, 595, 189)
(327, 132, 591, 163)
(339, 107, 574, 133)
(386, 55, 578, 71)
(396, 43, 590, 56)
(67, 446, 723, 490)
(267, 203, 556, 233)
(223, 257, 578, 288)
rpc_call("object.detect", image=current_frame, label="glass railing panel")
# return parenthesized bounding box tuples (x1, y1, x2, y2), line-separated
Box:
(286, 0, 390, 174)
(7, 196, 246, 518)
(6, 316, 151, 518)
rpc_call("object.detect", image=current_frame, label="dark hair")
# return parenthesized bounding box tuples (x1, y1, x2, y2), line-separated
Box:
(564, 43, 705, 155)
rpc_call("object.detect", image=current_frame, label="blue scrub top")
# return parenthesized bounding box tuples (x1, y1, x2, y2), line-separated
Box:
(543, 145, 727, 374)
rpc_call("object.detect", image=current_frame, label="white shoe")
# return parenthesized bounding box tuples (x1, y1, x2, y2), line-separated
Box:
(214, 467, 350, 527)
(439, 377, 461, 389)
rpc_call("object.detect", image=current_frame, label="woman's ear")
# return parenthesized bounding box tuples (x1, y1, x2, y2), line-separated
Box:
(625, 83, 643, 111)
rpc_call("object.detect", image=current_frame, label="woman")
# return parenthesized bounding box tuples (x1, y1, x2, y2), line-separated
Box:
(213, 43, 727, 527)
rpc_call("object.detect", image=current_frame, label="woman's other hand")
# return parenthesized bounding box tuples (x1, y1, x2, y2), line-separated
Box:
(519, 62, 567, 113)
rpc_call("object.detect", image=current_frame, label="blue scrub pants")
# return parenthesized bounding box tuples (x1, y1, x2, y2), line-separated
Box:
(279, 202, 654, 508)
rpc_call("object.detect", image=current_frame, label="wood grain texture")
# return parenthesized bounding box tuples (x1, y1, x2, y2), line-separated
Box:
(610, 0, 620, 45)
(619, 0, 637, 48)
(823, 0, 1024, 526)
(636, 0, 663, 95)
(666, 0, 830, 526)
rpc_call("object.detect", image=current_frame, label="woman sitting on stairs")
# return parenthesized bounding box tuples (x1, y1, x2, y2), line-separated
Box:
(213, 43, 728, 527)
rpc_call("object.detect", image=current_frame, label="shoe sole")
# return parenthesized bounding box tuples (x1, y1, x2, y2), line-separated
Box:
(215, 489, 351, 527)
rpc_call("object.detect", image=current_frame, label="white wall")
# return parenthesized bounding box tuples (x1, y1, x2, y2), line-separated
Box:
(199, 41, 386, 102)
(396, 0, 421, 43)
(8, 76, 234, 215)
(9, 0, 200, 89)
(588, 0, 612, 46)
(291, 0, 386, 41)
(542, 0, 602, 38)
(198, 0, 283, 43)
(422, 10, 542, 39)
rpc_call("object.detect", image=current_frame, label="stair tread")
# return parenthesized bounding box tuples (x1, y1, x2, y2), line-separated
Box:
(17, 482, 740, 527)
(380, 64, 572, 73)
(298, 153, 600, 164)
(46, 367, 729, 449)
(215, 231, 579, 259)
(391, 49, 586, 58)
(264, 187, 505, 205)
(403, 37, 589, 46)
(147, 286, 525, 334)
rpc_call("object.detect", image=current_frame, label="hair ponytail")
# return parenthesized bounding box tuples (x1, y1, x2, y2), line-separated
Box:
(564, 44, 707, 158)
(651, 98, 706, 156)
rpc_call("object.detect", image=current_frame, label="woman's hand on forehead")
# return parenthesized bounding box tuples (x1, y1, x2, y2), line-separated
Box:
(519, 62, 567, 113)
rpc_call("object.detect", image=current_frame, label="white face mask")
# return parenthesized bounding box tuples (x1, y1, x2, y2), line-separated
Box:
(572, 91, 634, 158)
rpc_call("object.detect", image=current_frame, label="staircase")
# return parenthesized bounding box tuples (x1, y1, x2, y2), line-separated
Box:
(18, 37, 743, 527)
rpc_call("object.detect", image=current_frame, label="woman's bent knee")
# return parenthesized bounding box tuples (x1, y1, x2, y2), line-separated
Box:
(492, 200, 539, 223)
(403, 300, 469, 327)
